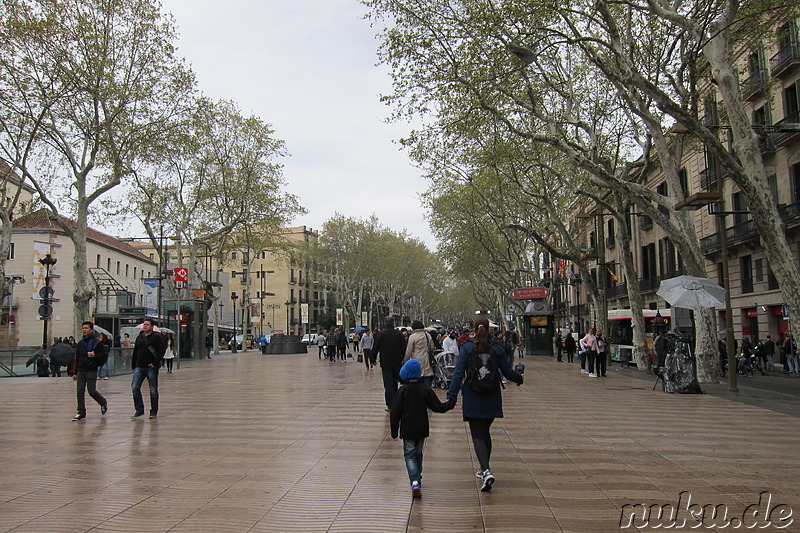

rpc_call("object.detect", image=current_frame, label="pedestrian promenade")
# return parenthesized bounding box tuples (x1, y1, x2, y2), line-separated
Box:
(1, 351, 798, 533)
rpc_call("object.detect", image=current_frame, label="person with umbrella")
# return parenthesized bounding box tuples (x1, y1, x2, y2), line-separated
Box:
(72, 321, 109, 421)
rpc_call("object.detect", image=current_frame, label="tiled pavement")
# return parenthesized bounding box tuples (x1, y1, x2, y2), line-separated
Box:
(1, 352, 799, 533)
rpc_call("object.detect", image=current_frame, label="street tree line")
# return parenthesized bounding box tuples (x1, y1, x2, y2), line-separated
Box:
(364, 0, 800, 381)
(0, 0, 301, 336)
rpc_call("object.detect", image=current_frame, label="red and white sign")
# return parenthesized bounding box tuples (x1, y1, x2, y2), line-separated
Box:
(509, 287, 549, 300)
(173, 267, 188, 289)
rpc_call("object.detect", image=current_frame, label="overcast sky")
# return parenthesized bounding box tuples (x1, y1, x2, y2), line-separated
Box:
(159, 0, 436, 249)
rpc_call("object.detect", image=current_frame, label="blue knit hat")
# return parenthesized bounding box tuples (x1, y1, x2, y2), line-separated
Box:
(399, 358, 421, 380)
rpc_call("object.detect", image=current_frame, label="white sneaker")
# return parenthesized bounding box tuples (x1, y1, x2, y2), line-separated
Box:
(589, 373, 598, 378)
(480, 469, 494, 492)
(581, 370, 588, 374)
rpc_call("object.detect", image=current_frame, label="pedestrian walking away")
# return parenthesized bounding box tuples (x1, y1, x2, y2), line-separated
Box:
(404, 320, 436, 388)
(130, 319, 166, 419)
(390, 358, 453, 498)
(373, 316, 406, 411)
(72, 321, 109, 421)
(316, 331, 326, 360)
(564, 332, 576, 364)
(326, 328, 339, 363)
(447, 315, 523, 492)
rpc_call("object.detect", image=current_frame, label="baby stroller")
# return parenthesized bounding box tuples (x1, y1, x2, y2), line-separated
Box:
(433, 351, 458, 389)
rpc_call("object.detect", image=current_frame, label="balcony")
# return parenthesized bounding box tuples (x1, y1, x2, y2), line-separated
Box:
(774, 110, 800, 146)
(770, 44, 800, 78)
(742, 68, 770, 100)
(757, 128, 776, 154)
(699, 166, 718, 191)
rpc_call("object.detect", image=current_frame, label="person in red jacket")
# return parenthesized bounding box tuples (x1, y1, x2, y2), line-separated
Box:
(390, 358, 453, 498)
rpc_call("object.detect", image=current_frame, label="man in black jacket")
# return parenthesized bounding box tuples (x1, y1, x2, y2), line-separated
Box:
(72, 321, 108, 421)
(131, 319, 166, 419)
(373, 316, 406, 410)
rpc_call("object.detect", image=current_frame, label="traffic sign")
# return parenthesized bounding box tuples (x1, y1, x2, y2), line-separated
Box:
(509, 287, 549, 300)
(39, 286, 54, 299)
(173, 267, 188, 289)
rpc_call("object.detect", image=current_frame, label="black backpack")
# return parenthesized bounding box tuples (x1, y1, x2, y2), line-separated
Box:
(466, 344, 500, 393)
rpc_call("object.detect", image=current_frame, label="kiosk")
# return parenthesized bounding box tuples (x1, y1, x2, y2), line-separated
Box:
(521, 300, 555, 356)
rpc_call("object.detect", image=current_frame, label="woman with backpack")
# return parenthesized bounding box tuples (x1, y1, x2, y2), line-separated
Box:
(446, 315, 524, 492)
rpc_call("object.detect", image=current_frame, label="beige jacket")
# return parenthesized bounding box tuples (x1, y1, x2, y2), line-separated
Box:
(404, 329, 435, 377)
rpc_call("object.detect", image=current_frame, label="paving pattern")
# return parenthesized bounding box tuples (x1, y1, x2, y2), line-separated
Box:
(1, 352, 798, 532)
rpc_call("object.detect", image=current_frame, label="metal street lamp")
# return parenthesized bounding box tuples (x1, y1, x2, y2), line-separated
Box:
(231, 292, 239, 353)
(285, 300, 291, 335)
(38, 254, 57, 349)
(5, 275, 24, 349)
(570, 273, 582, 336)
(267, 303, 280, 332)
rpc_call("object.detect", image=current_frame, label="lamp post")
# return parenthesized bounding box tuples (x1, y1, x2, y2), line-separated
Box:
(5, 275, 24, 349)
(231, 292, 238, 353)
(38, 254, 57, 349)
(570, 273, 582, 336)
(258, 269, 275, 336)
(285, 300, 291, 335)
(267, 303, 280, 332)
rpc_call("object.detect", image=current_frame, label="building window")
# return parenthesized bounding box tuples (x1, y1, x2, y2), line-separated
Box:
(107, 258, 111, 271)
(656, 182, 669, 216)
(116, 261, 121, 274)
(134, 267, 138, 279)
(6, 243, 13, 260)
(717, 262, 725, 288)
(754, 259, 763, 283)
(125, 264, 129, 277)
(741, 255, 753, 294)
(149, 252, 154, 261)
(679, 168, 688, 197)
(231, 251, 237, 260)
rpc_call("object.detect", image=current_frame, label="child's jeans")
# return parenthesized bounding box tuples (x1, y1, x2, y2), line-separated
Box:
(403, 438, 425, 483)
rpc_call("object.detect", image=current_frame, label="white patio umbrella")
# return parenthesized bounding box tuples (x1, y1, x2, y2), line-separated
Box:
(657, 275, 726, 312)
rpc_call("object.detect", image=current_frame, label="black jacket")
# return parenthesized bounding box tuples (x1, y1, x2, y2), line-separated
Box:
(76, 334, 108, 372)
(131, 331, 167, 368)
(374, 328, 406, 369)
(390, 379, 451, 439)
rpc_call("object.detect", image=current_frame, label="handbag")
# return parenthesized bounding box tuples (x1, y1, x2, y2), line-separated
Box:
(357, 353, 363, 363)
(426, 332, 437, 371)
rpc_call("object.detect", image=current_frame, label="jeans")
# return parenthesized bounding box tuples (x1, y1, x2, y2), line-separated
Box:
(382, 367, 401, 408)
(586, 350, 597, 374)
(766, 354, 776, 371)
(97, 361, 110, 379)
(131, 366, 159, 416)
(787, 354, 799, 374)
(596, 352, 607, 376)
(403, 438, 425, 483)
(76, 370, 106, 416)
(420, 375, 434, 388)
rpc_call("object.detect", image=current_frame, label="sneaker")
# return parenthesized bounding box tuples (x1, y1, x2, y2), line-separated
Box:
(480, 469, 494, 492)
(589, 373, 598, 378)
(475, 470, 485, 479)
(101, 404, 108, 415)
(102, 376, 109, 380)
(149, 414, 157, 419)
(411, 480, 421, 498)
(131, 412, 145, 419)
(580, 370, 588, 374)
(72, 413, 85, 421)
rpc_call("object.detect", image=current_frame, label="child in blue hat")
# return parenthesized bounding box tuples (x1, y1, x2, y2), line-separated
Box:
(390, 358, 454, 498)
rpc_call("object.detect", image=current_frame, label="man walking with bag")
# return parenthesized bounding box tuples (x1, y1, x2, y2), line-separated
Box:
(131, 319, 166, 419)
(72, 321, 109, 421)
